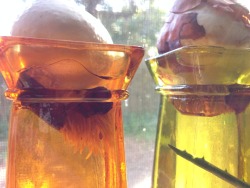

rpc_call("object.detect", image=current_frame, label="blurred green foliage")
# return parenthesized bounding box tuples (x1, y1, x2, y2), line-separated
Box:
(123, 109, 158, 141)
(0, 0, 166, 141)
(102, 7, 165, 48)
(96, 1, 165, 139)
(78, 0, 165, 139)
(0, 76, 10, 140)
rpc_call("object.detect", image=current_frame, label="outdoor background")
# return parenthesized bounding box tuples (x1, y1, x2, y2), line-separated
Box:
(1, 0, 249, 188)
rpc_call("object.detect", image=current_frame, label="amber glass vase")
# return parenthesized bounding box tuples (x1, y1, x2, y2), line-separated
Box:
(146, 46, 250, 188)
(0, 36, 144, 188)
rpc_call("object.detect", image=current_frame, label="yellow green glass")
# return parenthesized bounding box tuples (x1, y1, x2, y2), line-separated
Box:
(0, 36, 144, 188)
(146, 46, 250, 188)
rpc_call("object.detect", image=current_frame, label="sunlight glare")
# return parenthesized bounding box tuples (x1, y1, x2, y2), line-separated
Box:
(153, 0, 174, 11)
(0, 0, 32, 35)
(133, 177, 151, 188)
(105, 0, 128, 12)
(237, 0, 250, 7)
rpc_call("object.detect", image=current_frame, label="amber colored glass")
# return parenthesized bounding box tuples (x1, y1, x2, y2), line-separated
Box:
(0, 36, 144, 188)
(146, 46, 250, 188)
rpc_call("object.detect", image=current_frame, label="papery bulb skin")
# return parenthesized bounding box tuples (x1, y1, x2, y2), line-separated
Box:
(147, 2, 250, 188)
(11, 0, 114, 91)
(9, 0, 117, 153)
(4, 1, 143, 187)
(157, 0, 250, 54)
(156, 0, 250, 116)
(11, 0, 113, 43)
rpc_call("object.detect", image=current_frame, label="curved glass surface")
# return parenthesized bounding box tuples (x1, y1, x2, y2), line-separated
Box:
(0, 36, 144, 102)
(146, 46, 250, 87)
(0, 36, 144, 188)
(146, 46, 250, 188)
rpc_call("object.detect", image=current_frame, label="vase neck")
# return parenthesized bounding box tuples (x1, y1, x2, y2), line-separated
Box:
(5, 87, 129, 103)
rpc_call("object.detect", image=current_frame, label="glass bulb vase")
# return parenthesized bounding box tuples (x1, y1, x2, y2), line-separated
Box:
(0, 36, 144, 188)
(146, 46, 250, 188)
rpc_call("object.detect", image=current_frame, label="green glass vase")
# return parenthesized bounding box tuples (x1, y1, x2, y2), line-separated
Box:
(146, 46, 250, 188)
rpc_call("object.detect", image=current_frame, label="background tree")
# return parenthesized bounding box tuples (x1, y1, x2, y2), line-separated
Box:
(76, 0, 102, 16)
(75, 0, 165, 136)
